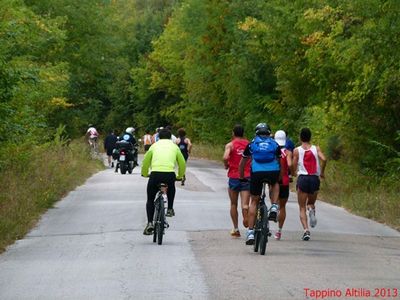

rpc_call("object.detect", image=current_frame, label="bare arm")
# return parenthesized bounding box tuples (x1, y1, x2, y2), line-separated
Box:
(317, 146, 327, 178)
(186, 138, 192, 153)
(286, 150, 293, 175)
(223, 142, 232, 170)
(239, 156, 249, 179)
(292, 148, 299, 177)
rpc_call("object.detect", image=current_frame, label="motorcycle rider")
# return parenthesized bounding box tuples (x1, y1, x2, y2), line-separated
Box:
(115, 127, 138, 172)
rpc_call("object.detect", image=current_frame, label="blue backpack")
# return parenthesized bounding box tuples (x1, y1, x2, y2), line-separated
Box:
(250, 136, 279, 163)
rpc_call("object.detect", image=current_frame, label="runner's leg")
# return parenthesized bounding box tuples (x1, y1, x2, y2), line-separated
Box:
(228, 189, 239, 229)
(240, 190, 250, 228)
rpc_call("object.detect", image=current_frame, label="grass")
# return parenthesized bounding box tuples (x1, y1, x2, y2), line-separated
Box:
(0, 140, 104, 252)
(191, 143, 225, 162)
(319, 161, 400, 231)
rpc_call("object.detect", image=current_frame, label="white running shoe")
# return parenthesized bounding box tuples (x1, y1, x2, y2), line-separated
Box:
(245, 230, 255, 245)
(309, 208, 317, 228)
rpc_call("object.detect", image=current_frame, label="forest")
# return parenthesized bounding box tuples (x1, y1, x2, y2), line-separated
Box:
(0, 0, 399, 247)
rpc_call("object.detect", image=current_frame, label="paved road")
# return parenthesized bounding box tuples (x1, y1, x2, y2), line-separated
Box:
(0, 157, 399, 299)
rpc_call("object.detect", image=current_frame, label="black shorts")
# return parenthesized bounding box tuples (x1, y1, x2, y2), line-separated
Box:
(279, 185, 289, 199)
(106, 148, 114, 156)
(296, 175, 320, 194)
(250, 171, 280, 196)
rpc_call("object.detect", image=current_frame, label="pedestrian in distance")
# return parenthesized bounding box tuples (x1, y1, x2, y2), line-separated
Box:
(273, 130, 293, 240)
(223, 124, 251, 237)
(293, 128, 327, 241)
(104, 130, 118, 168)
(143, 129, 153, 152)
(176, 128, 192, 186)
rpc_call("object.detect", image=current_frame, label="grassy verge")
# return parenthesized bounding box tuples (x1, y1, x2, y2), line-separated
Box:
(0, 140, 104, 252)
(319, 161, 400, 231)
(191, 143, 224, 162)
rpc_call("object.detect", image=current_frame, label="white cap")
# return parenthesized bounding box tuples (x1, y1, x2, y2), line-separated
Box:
(274, 130, 286, 146)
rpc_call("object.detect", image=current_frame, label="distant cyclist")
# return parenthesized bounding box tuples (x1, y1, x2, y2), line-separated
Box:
(293, 128, 326, 241)
(223, 124, 251, 237)
(141, 128, 186, 235)
(273, 130, 293, 240)
(176, 128, 192, 185)
(86, 124, 99, 150)
(239, 123, 281, 245)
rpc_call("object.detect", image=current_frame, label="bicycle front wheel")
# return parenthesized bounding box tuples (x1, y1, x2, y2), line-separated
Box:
(259, 205, 269, 255)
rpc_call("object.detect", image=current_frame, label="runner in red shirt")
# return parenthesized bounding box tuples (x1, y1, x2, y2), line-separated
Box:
(223, 125, 251, 237)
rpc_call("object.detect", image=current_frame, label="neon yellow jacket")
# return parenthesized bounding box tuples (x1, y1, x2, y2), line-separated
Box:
(141, 139, 186, 178)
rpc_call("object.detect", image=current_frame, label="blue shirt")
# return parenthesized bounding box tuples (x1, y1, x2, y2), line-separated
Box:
(243, 137, 281, 172)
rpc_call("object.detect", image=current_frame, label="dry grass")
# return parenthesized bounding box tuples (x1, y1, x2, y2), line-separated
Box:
(191, 143, 224, 162)
(0, 140, 103, 252)
(319, 161, 400, 231)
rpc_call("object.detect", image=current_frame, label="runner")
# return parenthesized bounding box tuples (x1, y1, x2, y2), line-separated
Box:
(293, 128, 327, 241)
(273, 130, 292, 240)
(176, 128, 192, 186)
(143, 129, 153, 152)
(223, 124, 251, 237)
(104, 130, 118, 168)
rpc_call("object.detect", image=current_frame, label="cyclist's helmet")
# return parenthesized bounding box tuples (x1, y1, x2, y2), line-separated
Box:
(255, 123, 271, 136)
(125, 127, 135, 134)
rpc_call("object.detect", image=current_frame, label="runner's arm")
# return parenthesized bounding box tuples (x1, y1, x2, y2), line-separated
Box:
(286, 150, 294, 175)
(292, 148, 299, 177)
(222, 142, 232, 169)
(186, 138, 192, 153)
(316, 146, 327, 178)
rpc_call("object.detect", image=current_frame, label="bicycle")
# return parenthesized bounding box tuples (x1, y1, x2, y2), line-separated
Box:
(253, 182, 272, 255)
(153, 183, 169, 245)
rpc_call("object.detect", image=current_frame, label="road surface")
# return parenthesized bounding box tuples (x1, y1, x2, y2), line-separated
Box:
(0, 157, 399, 299)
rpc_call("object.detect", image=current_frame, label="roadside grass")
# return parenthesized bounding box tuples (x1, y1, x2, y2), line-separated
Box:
(191, 143, 224, 162)
(319, 161, 400, 231)
(0, 140, 104, 252)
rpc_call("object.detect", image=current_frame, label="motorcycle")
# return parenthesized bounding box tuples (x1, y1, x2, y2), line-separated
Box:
(113, 140, 138, 174)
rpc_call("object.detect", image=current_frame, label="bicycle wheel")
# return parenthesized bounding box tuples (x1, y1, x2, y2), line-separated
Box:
(157, 197, 165, 245)
(253, 212, 261, 252)
(153, 200, 159, 243)
(259, 205, 269, 255)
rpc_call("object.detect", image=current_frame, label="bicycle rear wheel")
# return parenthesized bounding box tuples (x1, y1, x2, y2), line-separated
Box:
(259, 205, 269, 255)
(253, 214, 261, 252)
(153, 200, 159, 243)
(157, 197, 165, 245)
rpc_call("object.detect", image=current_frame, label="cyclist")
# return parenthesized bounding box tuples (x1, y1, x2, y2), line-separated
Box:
(273, 130, 293, 240)
(86, 124, 99, 149)
(176, 128, 192, 186)
(293, 128, 326, 241)
(223, 124, 251, 237)
(141, 128, 186, 235)
(239, 123, 281, 245)
(104, 130, 118, 168)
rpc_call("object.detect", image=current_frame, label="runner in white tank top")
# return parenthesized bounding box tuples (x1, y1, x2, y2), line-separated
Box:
(293, 128, 326, 241)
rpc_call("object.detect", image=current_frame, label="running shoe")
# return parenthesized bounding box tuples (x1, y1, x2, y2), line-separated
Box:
(245, 230, 255, 245)
(302, 230, 311, 241)
(143, 222, 154, 235)
(230, 229, 241, 237)
(274, 231, 282, 240)
(268, 204, 279, 222)
(166, 208, 175, 217)
(309, 208, 317, 228)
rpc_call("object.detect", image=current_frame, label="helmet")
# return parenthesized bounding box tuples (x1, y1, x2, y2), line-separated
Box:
(125, 127, 135, 134)
(255, 123, 271, 136)
(274, 130, 286, 146)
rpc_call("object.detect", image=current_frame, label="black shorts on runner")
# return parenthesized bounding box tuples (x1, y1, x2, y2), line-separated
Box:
(106, 148, 113, 156)
(250, 171, 280, 196)
(296, 175, 320, 194)
(279, 185, 289, 199)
